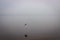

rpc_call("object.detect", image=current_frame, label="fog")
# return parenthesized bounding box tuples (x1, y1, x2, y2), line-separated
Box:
(0, 0, 60, 40)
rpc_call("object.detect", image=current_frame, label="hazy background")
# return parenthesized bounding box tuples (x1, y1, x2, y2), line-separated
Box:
(0, 0, 60, 40)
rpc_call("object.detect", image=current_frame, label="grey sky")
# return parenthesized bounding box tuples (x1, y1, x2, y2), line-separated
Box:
(0, 0, 60, 16)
